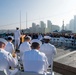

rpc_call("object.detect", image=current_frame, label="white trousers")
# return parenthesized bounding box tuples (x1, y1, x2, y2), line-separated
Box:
(15, 39, 20, 49)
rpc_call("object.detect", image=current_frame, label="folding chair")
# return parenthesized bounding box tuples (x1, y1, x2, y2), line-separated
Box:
(49, 55, 54, 75)
(20, 72, 44, 75)
(0, 70, 7, 75)
(16, 55, 55, 75)
(16, 71, 53, 75)
(16, 51, 55, 75)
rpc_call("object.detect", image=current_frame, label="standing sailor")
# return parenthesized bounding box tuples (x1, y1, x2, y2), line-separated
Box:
(14, 27, 21, 49)
(40, 36, 57, 67)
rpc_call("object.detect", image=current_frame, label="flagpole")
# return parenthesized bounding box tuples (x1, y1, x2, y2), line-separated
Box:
(20, 11, 21, 30)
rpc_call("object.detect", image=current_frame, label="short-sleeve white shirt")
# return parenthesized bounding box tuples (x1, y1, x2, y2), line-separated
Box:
(19, 42, 31, 58)
(0, 49, 17, 75)
(40, 43, 57, 66)
(5, 42, 14, 54)
(22, 49, 48, 74)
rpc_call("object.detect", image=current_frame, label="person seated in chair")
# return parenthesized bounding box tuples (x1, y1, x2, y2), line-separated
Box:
(0, 38, 18, 75)
(5, 36, 15, 54)
(22, 39, 48, 74)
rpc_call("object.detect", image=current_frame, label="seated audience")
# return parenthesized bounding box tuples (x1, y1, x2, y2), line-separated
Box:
(22, 39, 48, 74)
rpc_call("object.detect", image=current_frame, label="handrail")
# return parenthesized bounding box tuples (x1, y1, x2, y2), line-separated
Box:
(53, 61, 76, 75)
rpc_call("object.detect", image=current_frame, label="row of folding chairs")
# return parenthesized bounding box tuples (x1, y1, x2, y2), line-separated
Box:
(0, 70, 54, 75)
(0, 55, 54, 75)
(50, 38, 76, 47)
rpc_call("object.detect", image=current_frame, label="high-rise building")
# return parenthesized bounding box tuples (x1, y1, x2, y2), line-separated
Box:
(74, 16, 76, 33)
(47, 20, 52, 32)
(31, 23, 36, 33)
(62, 21, 64, 30)
(32, 23, 36, 28)
(65, 24, 69, 30)
(69, 19, 74, 32)
(40, 21, 46, 28)
(36, 24, 41, 33)
(28, 20, 60, 33)
(40, 21, 46, 33)
(51, 25, 60, 32)
(47, 20, 60, 32)
(65, 15, 76, 33)
(31, 23, 42, 33)
(47, 20, 52, 28)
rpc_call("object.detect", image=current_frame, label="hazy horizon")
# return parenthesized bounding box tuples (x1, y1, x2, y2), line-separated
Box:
(0, 0, 76, 29)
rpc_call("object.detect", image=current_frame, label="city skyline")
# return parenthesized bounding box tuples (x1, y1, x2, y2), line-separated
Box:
(0, 0, 76, 29)
(0, 20, 60, 34)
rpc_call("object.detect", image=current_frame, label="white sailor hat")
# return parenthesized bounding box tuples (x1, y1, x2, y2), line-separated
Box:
(44, 36, 51, 39)
(31, 39, 42, 46)
(8, 36, 14, 40)
(26, 36, 31, 40)
(0, 38, 8, 45)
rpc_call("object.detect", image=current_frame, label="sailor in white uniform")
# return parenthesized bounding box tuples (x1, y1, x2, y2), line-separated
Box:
(5, 36, 15, 54)
(38, 34, 43, 41)
(14, 27, 21, 49)
(19, 36, 31, 59)
(0, 38, 18, 75)
(22, 40, 48, 74)
(31, 39, 42, 46)
(40, 36, 57, 67)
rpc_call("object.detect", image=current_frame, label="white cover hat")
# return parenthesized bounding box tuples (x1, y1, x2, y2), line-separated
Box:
(8, 36, 14, 40)
(31, 39, 42, 46)
(0, 38, 8, 45)
(44, 36, 51, 39)
(26, 36, 31, 40)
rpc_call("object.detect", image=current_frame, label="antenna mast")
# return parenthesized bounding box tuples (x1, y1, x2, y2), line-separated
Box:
(20, 11, 21, 30)
(26, 12, 27, 29)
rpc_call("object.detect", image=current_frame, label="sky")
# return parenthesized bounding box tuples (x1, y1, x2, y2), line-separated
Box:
(0, 0, 76, 29)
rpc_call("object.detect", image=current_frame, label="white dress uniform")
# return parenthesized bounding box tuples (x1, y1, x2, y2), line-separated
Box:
(38, 34, 43, 40)
(22, 49, 48, 74)
(0, 48, 18, 75)
(19, 42, 31, 58)
(14, 30, 21, 48)
(5, 42, 14, 54)
(59, 37, 65, 43)
(40, 43, 57, 66)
